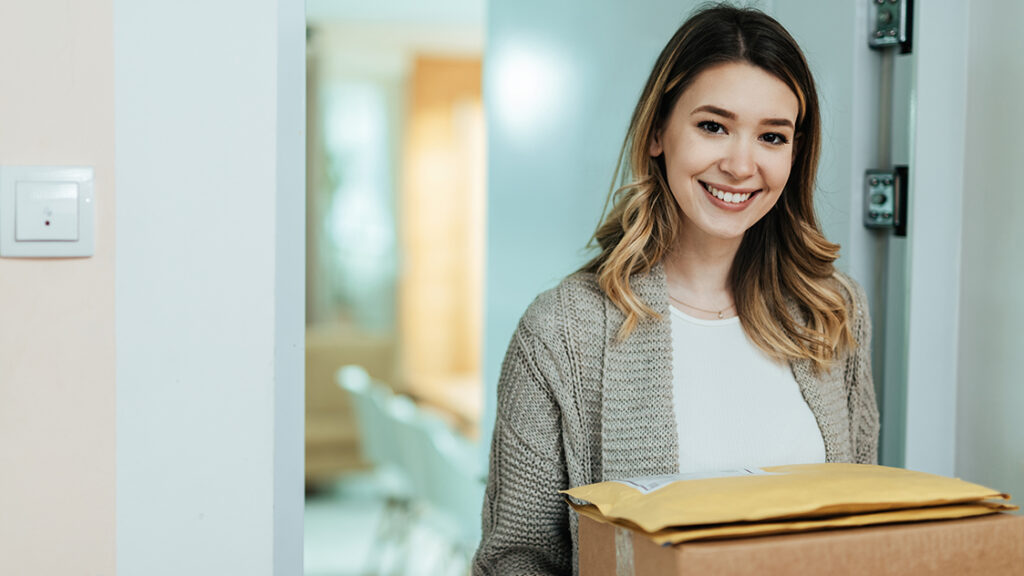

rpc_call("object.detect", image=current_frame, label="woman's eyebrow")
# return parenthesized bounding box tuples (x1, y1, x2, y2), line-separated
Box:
(691, 104, 794, 129)
(763, 118, 795, 129)
(691, 104, 736, 119)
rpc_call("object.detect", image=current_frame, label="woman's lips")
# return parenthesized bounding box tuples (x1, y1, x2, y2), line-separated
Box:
(701, 181, 759, 207)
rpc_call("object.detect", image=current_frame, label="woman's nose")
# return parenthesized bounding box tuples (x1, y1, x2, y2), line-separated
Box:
(719, 140, 756, 180)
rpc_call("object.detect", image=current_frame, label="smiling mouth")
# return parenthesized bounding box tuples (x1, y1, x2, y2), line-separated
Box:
(700, 181, 759, 205)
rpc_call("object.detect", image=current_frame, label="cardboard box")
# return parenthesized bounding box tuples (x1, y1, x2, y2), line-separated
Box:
(579, 512, 1024, 575)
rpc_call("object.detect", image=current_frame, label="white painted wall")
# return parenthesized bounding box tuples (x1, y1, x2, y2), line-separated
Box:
(956, 0, 1024, 505)
(0, 2, 115, 574)
(274, 1, 307, 570)
(901, 0, 970, 476)
(115, 1, 304, 574)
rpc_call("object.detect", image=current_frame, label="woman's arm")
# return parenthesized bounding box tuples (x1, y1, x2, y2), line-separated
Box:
(472, 322, 573, 576)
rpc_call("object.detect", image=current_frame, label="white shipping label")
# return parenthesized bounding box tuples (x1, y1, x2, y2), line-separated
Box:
(614, 468, 778, 494)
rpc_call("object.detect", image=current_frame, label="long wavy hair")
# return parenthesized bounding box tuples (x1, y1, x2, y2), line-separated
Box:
(583, 4, 853, 370)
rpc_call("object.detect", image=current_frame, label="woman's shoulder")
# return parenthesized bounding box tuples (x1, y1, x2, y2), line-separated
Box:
(518, 269, 607, 339)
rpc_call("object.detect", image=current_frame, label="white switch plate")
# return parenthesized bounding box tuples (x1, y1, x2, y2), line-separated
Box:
(0, 166, 94, 258)
(16, 181, 80, 241)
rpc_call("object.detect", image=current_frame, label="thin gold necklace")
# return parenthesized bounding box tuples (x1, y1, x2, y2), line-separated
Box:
(667, 293, 735, 319)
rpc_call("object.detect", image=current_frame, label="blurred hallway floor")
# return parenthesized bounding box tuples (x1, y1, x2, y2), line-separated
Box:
(305, 472, 472, 576)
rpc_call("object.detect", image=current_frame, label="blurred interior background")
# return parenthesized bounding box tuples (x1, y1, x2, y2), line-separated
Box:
(303, 1, 486, 575)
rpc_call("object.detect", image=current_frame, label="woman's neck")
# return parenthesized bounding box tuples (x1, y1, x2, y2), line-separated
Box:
(662, 231, 742, 314)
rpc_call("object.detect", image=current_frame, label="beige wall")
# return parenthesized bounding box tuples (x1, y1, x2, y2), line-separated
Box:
(0, 1, 115, 574)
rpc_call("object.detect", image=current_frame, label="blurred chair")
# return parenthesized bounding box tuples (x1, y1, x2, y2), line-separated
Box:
(338, 366, 405, 492)
(425, 417, 486, 572)
(305, 327, 396, 486)
(391, 395, 448, 504)
(338, 365, 487, 576)
(337, 365, 415, 576)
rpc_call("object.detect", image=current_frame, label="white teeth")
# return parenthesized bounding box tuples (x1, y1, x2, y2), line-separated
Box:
(705, 183, 751, 204)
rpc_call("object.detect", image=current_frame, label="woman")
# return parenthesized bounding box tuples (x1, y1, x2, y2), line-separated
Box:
(472, 5, 880, 575)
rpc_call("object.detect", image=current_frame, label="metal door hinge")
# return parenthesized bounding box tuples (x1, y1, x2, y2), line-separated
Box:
(869, 0, 913, 54)
(864, 166, 908, 237)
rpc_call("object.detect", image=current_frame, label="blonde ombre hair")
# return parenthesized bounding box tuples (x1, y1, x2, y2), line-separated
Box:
(583, 5, 853, 370)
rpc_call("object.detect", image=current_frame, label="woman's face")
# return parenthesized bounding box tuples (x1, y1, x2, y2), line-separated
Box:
(650, 62, 799, 244)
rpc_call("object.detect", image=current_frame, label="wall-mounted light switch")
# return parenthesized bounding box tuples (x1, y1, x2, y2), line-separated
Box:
(16, 182, 80, 241)
(0, 166, 94, 257)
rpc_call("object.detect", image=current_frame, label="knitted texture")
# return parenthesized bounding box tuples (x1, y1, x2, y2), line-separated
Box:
(472, 263, 880, 576)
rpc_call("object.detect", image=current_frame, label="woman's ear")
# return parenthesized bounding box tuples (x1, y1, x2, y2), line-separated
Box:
(649, 129, 664, 157)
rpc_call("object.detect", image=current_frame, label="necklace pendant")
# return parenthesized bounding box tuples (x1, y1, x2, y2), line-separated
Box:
(717, 311, 724, 319)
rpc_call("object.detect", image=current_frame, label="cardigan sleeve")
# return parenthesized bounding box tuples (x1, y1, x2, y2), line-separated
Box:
(472, 320, 572, 576)
(845, 277, 881, 465)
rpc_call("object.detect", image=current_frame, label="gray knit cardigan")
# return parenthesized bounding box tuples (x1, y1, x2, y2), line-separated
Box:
(471, 263, 880, 576)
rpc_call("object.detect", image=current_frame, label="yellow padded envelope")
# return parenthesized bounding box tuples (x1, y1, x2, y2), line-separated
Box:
(561, 463, 1013, 534)
(570, 500, 1017, 545)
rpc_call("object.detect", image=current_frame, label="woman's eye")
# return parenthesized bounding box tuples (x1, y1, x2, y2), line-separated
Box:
(697, 120, 726, 134)
(760, 132, 790, 146)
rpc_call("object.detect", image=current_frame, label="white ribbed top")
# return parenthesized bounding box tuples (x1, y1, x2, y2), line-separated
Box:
(670, 306, 826, 473)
